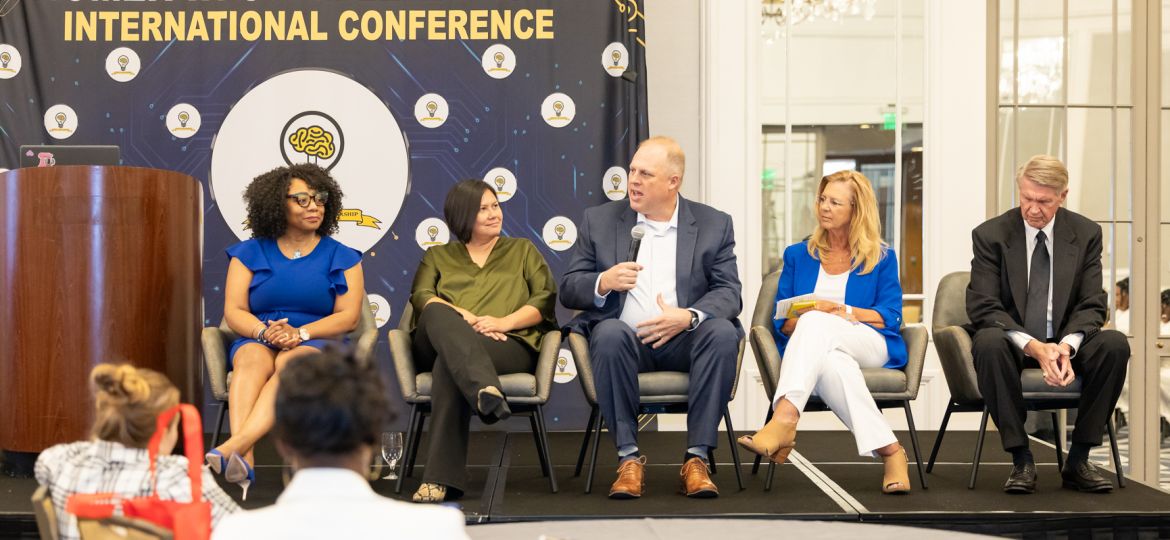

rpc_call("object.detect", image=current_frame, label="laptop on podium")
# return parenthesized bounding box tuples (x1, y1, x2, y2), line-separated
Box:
(19, 145, 120, 168)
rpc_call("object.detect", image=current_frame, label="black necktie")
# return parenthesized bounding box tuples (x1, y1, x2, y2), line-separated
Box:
(1025, 230, 1050, 340)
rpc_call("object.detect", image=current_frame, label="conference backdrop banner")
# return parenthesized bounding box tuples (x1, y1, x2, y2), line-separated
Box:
(0, 0, 649, 429)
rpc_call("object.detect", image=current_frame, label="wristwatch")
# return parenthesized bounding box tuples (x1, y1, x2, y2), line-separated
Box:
(298, 327, 310, 342)
(844, 305, 853, 316)
(688, 309, 700, 331)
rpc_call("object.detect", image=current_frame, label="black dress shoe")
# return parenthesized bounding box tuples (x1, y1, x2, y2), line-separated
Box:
(1003, 462, 1037, 494)
(1061, 460, 1114, 493)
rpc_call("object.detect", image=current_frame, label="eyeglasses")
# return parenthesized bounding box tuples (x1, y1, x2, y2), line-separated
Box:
(287, 191, 329, 208)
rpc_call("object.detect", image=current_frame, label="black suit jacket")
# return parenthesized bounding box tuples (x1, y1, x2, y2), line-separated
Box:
(966, 207, 1107, 342)
(558, 196, 743, 338)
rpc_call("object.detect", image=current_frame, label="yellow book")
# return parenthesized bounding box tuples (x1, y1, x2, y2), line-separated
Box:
(786, 300, 817, 318)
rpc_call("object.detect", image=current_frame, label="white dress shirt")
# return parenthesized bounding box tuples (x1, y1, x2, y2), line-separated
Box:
(594, 196, 707, 329)
(1007, 217, 1084, 354)
(212, 468, 468, 540)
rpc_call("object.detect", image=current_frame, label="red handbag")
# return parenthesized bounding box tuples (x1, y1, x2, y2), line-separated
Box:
(66, 403, 212, 540)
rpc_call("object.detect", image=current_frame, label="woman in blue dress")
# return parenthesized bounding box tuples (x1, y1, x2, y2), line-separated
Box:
(206, 163, 365, 499)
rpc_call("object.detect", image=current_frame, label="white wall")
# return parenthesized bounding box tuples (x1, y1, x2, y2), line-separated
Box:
(642, 0, 993, 433)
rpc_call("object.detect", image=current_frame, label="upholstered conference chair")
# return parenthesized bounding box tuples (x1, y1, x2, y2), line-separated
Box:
(927, 271, 1125, 489)
(201, 293, 380, 448)
(387, 302, 562, 494)
(568, 326, 747, 494)
(747, 268, 930, 491)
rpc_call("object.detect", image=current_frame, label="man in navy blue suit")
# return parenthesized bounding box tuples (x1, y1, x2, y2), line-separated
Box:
(559, 136, 742, 499)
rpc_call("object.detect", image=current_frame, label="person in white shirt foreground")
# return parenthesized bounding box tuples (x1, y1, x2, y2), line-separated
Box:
(213, 349, 468, 540)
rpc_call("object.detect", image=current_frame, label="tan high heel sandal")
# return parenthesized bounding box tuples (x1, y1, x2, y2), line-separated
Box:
(881, 448, 911, 494)
(736, 419, 798, 464)
(412, 482, 447, 503)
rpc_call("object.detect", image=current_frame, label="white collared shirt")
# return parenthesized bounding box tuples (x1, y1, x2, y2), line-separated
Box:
(593, 196, 707, 329)
(1007, 216, 1084, 354)
(212, 468, 468, 540)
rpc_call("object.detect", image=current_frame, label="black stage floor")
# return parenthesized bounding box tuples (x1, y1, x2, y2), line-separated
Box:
(3, 430, 1170, 538)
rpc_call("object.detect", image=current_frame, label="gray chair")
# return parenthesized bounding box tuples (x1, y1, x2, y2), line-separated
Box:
(388, 302, 562, 494)
(31, 486, 58, 540)
(927, 271, 1125, 489)
(748, 269, 930, 491)
(201, 293, 380, 448)
(568, 326, 747, 494)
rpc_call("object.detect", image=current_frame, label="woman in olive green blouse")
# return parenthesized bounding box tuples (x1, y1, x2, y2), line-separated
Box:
(408, 179, 558, 503)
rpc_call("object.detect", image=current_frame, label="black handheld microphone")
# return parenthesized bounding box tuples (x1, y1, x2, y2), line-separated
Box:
(627, 224, 645, 263)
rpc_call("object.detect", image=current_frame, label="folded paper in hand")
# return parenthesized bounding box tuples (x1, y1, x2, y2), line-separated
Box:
(774, 293, 821, 319)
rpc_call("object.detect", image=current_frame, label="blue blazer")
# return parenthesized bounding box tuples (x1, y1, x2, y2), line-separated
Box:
(772, 241, 907, 369)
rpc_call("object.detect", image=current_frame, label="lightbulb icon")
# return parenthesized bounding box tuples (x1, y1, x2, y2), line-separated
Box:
(554, 223, 566, 240)
(427, 225, 439, 242)
(494, 176, 506, 191)
(117, 55, 129, 72)
(0, 52, 10, 69)
(611, 49, 622, 67)
(557, 357, 568, 372)
(552, 101, 564, 117)
(611, 174, 622, 190)
(54, 112, 66, 128)
(493, 51, 505, 68)
(426, 101, 438, 118)
(177, 111, 190, 128)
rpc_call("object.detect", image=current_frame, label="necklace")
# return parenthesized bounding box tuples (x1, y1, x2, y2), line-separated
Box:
(281, 236, 315, 259)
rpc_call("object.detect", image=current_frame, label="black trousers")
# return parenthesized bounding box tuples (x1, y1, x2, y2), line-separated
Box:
(588, 317, 738, 453)
(412, 303, 535, 494)
(971, 327, 1129, 451)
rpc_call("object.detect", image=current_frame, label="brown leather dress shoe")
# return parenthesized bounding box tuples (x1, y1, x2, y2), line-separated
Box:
(609, 456, 647, 499)
(679, 456, 719, 498)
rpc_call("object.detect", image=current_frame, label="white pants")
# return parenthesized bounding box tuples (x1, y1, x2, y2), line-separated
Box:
(772, 310, 897, 457)
(1116, 361, 1170, 421)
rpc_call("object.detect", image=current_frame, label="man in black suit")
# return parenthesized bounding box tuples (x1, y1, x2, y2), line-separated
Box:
(560, 136, 742, 499)
(967, 154, 1128, 494)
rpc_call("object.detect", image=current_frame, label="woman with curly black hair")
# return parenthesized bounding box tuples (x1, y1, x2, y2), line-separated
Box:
(206, 163, 365, 500)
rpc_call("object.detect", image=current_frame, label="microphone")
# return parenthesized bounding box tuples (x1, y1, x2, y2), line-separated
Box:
(627, 224, 645, 263)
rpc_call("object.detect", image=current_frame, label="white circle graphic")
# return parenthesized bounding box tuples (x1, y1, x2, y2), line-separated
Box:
(105, 47, 140, 82)
(209, 69, 410, 253)
(481, 43, 516, 79)
(603, 166, 628, 201)
(367, 293, 392, 329)
(415, 93, 448, 128)
(554, 347, 578, 384)
(602, 42, 630, 77)
(0, 44, 23, 79)
(44, 104, 78, 140)
(483, 167, 517, 203)
(166, 103, 201, 139)
(541, 93, 576, 128)
(542, 216, 578, 252)
(415, 218, 451, 250)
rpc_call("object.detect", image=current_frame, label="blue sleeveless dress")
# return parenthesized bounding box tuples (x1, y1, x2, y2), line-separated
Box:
(226, 235, 362, 367)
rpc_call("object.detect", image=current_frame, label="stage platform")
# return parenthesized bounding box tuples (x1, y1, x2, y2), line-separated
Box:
(2, 430, 1169, 538)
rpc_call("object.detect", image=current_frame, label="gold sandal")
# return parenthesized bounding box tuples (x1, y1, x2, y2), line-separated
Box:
(881, 448, 911, 494)
(736, 419, 798, 464)
(412, 482, 447, 503)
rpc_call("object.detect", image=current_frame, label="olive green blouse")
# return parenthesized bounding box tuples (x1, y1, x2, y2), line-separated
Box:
(409, 236, 558, 352)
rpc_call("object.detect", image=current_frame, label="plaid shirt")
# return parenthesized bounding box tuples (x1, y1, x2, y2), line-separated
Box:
(35, 440, 240, 540)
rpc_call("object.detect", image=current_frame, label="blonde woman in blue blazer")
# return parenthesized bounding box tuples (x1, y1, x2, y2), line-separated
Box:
(738, 170, 911, 494)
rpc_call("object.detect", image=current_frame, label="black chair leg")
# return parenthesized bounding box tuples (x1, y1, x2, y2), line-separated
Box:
(902, 401, 927, 490)
(210, 401, 227, 449)
(723, 407, 745, 491)
(764, 461, 777, 492)
(1051, 411, 1064, 471)
(534, 406, 558, 493)
(406, 407, 426, 477)
(1106, 417, 1126, 488)
(968, 408, 990, 490)
(751, 407, 773, 475)
(396, 403, 420, 494)
(584, 415, 604, 494)
(574, 407, 598, 477)
(926, 400, 955, 473)
(529, 412, 550, 478)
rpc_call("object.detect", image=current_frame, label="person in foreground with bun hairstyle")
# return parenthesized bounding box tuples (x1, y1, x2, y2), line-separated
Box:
(212, 348, 468, 540)
(35, 364, 240, 540)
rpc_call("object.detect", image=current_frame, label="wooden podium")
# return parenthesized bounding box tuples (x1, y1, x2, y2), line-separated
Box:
(0, 166, 202, 453)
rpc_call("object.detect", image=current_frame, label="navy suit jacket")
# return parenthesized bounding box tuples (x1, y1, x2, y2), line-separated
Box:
(559, 196, 743, 338)
(772, 241, 907, 369)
